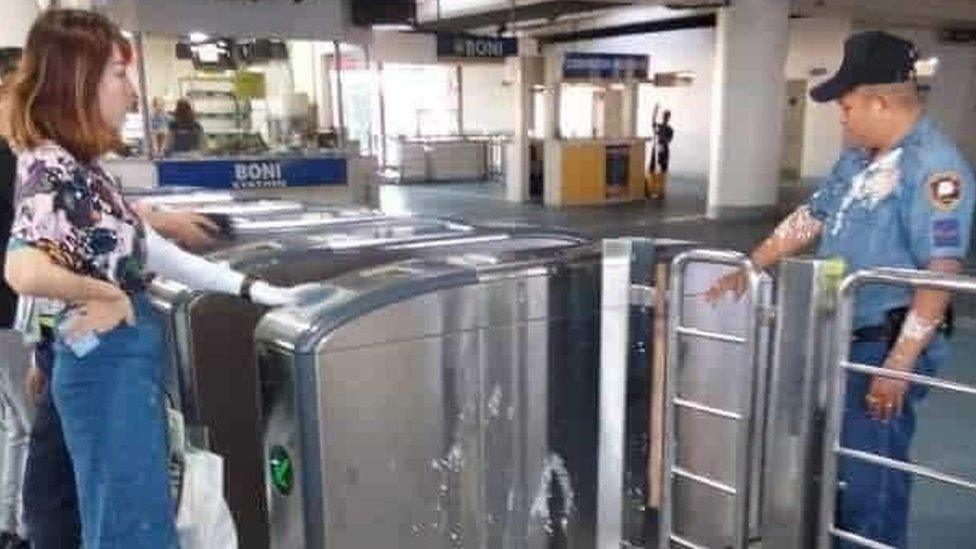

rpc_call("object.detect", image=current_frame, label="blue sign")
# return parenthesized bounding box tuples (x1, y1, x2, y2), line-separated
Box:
(563, 53, 649, 80)
(436, 33, 518, 60)
(156, 157, 347, 189)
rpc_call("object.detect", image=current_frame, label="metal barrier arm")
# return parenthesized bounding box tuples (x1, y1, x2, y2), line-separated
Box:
(661, 249, 765, 549)
(819, 267, 976, 549)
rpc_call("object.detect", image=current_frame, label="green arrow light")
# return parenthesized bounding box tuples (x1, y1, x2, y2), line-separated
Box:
(269, 445, 294, 496)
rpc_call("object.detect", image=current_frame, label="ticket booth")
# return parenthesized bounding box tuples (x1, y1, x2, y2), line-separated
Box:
(538, 53, 652, 206)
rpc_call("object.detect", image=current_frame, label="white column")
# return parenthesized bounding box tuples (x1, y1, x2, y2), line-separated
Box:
(2, 0, 38, 48)
(506, 56, 532, 202)
(706, 0, 790, 219)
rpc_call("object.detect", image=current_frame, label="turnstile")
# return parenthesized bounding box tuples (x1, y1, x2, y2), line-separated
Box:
(762, 258, 844, 549)
(659, 255, 976, 549)
(660, 250, 774, 549)
(253, 237, 698, 549)
(818, 268, 976, 549)
(124, 188, 235, 205)
(151, 222, 588, 549)
(255, 242, 601, 549)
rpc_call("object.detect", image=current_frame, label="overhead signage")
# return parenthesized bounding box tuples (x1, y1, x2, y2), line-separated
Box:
(157, 157, 347, 189)
(563, 53, 649, 80)
(436, 33, 518, 60)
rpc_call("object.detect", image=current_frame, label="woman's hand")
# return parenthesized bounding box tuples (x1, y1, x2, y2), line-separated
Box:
(249, 281, 323, 307)
(62, 292, 135, 340)
(134, 203, 220, 252)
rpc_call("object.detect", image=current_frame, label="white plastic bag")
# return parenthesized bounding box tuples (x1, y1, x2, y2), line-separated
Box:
(175, 448, 239, 549)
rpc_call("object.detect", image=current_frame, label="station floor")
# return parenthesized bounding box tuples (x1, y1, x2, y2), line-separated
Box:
(373, 176, 976, 548)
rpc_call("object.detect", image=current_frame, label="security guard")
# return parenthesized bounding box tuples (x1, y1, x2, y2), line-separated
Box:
(707, 31, 975, 547)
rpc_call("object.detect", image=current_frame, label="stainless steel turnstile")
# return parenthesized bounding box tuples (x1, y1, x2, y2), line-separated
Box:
(255, 242, 600, 549)
(818, 268, 976, 549)
(661, 250, 773, 549)
(253, 237, 702, 549)
(123, 188, 235, 206)
(152, 222, 587, 549)
(762, 258, 845, 549)
(157, 198, 306, 217)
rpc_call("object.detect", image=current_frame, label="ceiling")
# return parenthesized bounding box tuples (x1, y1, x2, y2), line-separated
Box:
(416, 0, 976, 38)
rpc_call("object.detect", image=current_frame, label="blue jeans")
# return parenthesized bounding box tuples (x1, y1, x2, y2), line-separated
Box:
(52, 294, 177, 548)
(24, 328, 81, 549)
(835, 337, 947, 548)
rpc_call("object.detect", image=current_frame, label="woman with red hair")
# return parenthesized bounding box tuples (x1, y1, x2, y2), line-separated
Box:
(1, 10, 314, 547)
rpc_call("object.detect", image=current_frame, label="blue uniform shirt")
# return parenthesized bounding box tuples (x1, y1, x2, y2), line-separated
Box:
(808, 116, 976, 328)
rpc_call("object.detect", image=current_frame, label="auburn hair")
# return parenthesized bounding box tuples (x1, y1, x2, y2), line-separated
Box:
(173, 98, 197, 127)
(0, 9, 132, 163)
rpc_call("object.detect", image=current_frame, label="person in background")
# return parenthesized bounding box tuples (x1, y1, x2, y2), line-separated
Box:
(647, 109, 674, 199)
(148, 96, 168, 158)
(0, 47, 30, 549)
(2, 9, 317, 547)
(165, 98, 204, 156)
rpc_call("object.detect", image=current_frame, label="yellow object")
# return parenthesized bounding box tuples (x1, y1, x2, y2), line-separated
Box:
(561, 144, 606, 205)
(556, 142, 647, 205)
(647, 172, 668, 199)
(819, 256, 849, 310)
(627, 142, 647, 200)
(233, 71, 267, 99)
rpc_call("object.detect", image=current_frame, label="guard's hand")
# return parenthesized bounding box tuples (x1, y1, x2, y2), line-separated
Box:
(25, 366, 47, 406)
(866, 374, 909, 421)
(704, 268, 748, 303)
(62, 294, 135, 340)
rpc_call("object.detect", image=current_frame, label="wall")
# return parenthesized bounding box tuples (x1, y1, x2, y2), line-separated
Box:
(461, 64, 515, 134)
(886, 27, 976, 167)
(544, 17, 976, 184)
(544, 27, 717, 179)
(785, 17, 852, 179)
(2, 0, 39, 48)
(142, 34, 195, 102)
(98, 0, 366, 43)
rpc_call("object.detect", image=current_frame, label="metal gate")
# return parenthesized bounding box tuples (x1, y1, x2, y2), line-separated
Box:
(818, 268, 976, 549)
(661, 250, 772, 549)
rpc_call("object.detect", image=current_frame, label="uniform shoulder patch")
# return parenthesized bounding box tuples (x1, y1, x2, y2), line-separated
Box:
(927, 172, 963, 212)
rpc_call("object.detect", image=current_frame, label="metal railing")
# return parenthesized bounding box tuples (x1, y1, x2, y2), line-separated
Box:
(661, 250, 767, 549)
(818, 267, 976, 549)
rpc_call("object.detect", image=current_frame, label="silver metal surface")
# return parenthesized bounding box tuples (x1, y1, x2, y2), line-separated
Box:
(829, 528, 896, 549)
(818, 267, 976, 549)
(842, 360, 976, 396)
(673, 398, 743, 421)
(674, 326, 747, 344)
(671, 467, 737, 496)
(761, 258, 837, 549)
(662, 249, 768, 549)
(172, 200, 304, 216)
(133, 191, 235, 206)
(258, 245, 602, 548)
(597, 239, 631, 549)
(158, 229, 589, 548)
(835, 447, 976, 492)
(267, 280, 573, 548)
(629, 284, 655, 308)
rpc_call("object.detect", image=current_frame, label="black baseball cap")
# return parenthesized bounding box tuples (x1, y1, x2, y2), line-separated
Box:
(809, 31, 918, 103)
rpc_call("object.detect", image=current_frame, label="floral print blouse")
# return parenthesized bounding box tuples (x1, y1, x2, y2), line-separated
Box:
(7, 143, 147, 311)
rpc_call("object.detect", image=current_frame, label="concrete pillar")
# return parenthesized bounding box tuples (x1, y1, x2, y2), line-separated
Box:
(505, 56, 532, 202)
(2, 0, 39, 48)
(706, 0, 790, 219)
